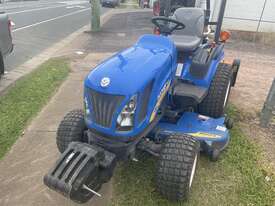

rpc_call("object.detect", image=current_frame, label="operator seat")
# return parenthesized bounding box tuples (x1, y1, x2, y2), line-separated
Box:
(170, 8, 205, 52)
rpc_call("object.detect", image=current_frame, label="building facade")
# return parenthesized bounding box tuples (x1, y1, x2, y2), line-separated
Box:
(198, 0, 275, 32)
(223, 0, 275, 32)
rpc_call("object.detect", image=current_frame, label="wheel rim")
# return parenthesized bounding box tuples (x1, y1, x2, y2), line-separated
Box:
(189, 154, 198, 188)
(223, 81, 231, 108)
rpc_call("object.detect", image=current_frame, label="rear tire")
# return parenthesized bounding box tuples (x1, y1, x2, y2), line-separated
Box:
(0, 52, 4, 77)
(198, 63, 232, 118)
(156, 134, 199, 201)
(56, 109, 86, 153)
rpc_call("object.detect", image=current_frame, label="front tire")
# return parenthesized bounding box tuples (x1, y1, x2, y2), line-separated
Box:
(56, 109, 86, 153)
(157, 134, 199, 201)
(198, 63, 232, 118)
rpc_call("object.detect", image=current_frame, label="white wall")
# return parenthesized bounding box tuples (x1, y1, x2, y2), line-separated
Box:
(197, 0, 275, 32)
(222, 0, 275, 32)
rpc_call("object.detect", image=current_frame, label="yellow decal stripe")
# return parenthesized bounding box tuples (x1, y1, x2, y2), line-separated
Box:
(150, 81, 171, 122)
(187, 132, 221, 139)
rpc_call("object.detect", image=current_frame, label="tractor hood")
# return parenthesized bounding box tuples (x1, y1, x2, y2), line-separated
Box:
(85, 35, 175, 96)
(83, 35, 177, 138)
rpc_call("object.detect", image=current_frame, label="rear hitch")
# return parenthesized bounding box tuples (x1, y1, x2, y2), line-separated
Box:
(44, 142, 116, 204)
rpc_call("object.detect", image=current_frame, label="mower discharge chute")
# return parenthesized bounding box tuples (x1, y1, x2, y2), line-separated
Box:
(44, 0, 240, 203)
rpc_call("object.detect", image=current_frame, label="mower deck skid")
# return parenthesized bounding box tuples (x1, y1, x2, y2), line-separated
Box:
(44, 142, 116, 203)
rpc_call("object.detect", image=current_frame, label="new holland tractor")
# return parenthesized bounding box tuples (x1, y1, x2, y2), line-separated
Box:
(44, 0, 240, 203)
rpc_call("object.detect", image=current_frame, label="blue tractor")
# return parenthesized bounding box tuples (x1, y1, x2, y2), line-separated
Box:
(44, 0, 240, 203)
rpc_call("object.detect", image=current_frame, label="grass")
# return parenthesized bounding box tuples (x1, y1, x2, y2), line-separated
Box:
(112, 106, 275, 206)
(0, 58, 70, 159)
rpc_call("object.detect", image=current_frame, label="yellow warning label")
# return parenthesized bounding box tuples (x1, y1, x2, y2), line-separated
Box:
(187, 132, 221, 139)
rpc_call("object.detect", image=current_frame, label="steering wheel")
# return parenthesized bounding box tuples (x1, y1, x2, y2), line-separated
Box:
(152, 16, 185, 35)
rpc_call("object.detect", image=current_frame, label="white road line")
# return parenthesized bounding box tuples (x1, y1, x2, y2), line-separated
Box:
(66, 5, 86, 9)
(12, 8, 90, 33)
(0, 3, 55, 10)
(7, 5, 70, 15)
(59, 1, 89, 5)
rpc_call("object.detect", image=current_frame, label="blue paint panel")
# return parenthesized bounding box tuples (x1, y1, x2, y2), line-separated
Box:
(157, 112, 229, 142)
(84, 34, 178, 138)
(83, 33, 228, 146)
(84, 34, 176, 96)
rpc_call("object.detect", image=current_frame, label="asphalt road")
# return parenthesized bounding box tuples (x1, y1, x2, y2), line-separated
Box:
(0, 0, 109, 71)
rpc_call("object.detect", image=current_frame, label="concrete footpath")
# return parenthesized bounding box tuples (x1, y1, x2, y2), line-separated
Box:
(0, 9, 153, 206)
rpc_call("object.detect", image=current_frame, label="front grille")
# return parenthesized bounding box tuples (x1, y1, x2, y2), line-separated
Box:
(87, 88, 124, 128)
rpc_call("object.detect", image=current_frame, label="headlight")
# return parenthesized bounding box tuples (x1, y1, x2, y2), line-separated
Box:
(117, 95, 137, 130)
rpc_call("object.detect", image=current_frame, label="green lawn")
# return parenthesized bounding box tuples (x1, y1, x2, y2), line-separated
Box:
(0, 58, 70, 159)
(112, 106, 275, 206)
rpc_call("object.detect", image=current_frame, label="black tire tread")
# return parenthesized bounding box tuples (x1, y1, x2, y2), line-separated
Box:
(198, 63, 232, 118)
(56, 109, 85, 153)
(157, 134, 199, 201)
(0, 52, 4, 76)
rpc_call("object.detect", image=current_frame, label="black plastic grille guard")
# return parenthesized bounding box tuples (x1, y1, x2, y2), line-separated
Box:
(44, 142, 116, 203)
(87, 88, 124, 128)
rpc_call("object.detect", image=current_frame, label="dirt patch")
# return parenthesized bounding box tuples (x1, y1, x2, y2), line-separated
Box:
(226, 41, 275, 116)
(241, 121, 275, 172)
(225, 40, 275, 172)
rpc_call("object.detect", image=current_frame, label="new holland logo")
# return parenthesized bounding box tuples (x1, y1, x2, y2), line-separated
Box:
(101, 77, 110, 88)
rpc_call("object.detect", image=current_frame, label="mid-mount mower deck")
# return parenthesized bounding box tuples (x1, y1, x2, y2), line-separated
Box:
(44, 0, 240, 203)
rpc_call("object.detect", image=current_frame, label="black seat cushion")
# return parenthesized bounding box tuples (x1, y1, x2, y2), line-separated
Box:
(169, 8, 205, 52)
(171, 35, 202, 52)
